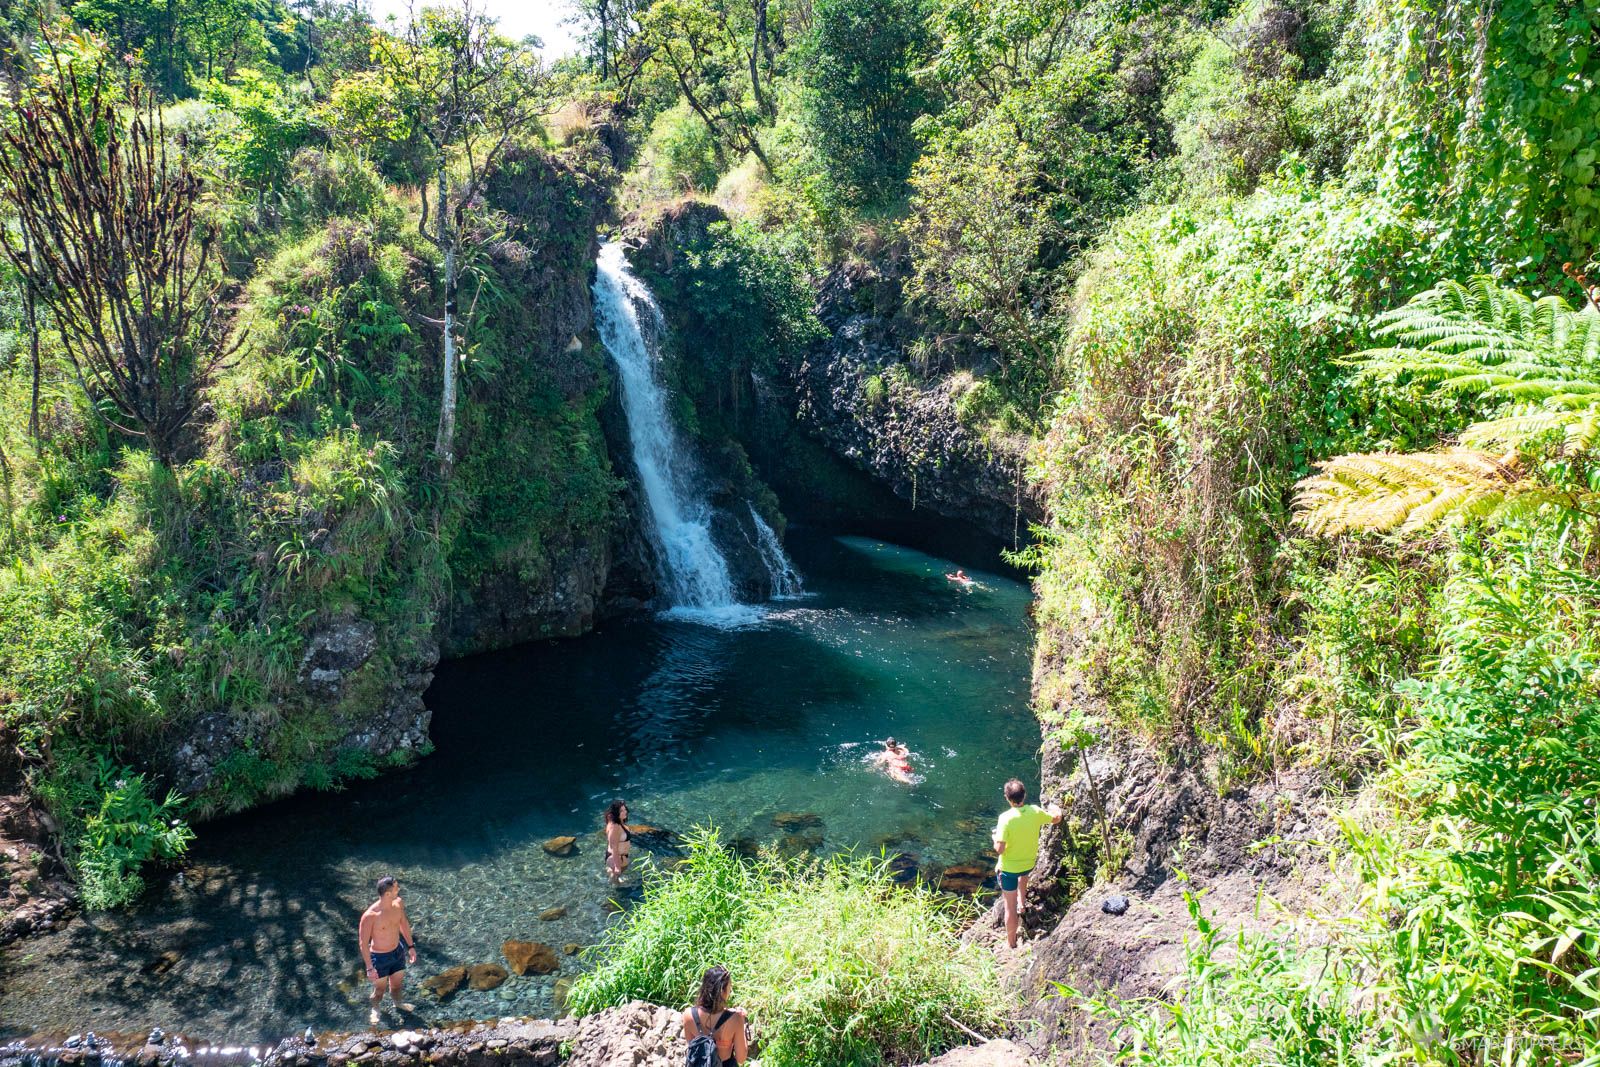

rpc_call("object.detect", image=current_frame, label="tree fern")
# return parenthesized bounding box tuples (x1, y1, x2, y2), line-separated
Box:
(1298, 278, 1600, 536)
(1357, 277, 1600, 449)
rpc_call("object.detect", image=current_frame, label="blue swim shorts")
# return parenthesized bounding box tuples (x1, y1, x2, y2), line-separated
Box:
(371, 943, 407, 979)
(996, 868, 1033, 892)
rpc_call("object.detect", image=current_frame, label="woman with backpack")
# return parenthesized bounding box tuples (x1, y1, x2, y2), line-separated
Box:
(680, 965, 748, 1066)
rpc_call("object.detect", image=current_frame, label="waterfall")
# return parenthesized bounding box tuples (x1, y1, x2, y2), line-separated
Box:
(748, 504, 804, 598)
(594, 242, 739, 610)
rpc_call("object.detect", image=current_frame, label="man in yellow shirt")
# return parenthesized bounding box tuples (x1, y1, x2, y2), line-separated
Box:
(992, 778, 1062, 949)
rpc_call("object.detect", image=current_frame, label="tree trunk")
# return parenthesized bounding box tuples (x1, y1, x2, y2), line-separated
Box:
(432, 166, 459, 478)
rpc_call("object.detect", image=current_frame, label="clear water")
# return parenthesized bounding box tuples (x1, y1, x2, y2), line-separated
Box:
(0, 533, 1039, 1043)
(593, 242, 738, 608)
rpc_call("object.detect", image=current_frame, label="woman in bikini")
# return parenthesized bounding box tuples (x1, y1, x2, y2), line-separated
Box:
(604, 799, 632, 885)
(871, 737, 914, 783)
(681, 965, 749, 1066)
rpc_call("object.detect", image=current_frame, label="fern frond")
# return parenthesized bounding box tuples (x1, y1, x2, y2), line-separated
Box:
(1459, 410, 1597, 451)
(1295, 448, 1525, 535)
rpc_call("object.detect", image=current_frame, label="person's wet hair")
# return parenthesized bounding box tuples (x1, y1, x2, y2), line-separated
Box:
(697, 964, 732, 1012)
(1004, 779, 1027, 804)
(376, 875, 398, 896)
(605, 799, 628, 826)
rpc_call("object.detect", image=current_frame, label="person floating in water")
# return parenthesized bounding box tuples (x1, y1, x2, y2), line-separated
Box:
(681, 964, 749, 1066)
(992, 778, 1062, 949)
(869, 737, 914, 783)
(946, 568, 972, 584)
(359, 875, 417, 1026)
(604, 799, 633, 885)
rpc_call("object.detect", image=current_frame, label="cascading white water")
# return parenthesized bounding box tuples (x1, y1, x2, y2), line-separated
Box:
(593, 242, 739, 609)
(748, 504, 804, 598)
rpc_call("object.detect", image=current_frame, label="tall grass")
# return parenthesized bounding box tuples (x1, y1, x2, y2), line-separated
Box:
(568, 829, 1006, 1067)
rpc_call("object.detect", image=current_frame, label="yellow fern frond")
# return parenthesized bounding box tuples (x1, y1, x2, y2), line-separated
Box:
(1294, 448, 1523, 535)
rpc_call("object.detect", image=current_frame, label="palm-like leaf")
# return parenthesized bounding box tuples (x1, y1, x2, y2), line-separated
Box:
(1298, 278, 1600, 536)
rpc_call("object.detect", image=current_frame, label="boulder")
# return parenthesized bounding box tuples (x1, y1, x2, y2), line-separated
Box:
(297, 619, 378, 697)
(467, 963, 508, 990)
(422, 966, 467, 1000)
(563, 1001, 686, 1067)
(920, 1040, 1039, 1066)
(542, 836, 578, 856)
(503, 939, 561, 976)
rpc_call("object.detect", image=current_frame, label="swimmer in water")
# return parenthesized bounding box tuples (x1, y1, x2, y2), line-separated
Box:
(874, 738, 914, 783)
(947, 569, 971, 584)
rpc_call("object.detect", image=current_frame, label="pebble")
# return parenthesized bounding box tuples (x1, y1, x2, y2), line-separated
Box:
(1102, 894, 1130, 916)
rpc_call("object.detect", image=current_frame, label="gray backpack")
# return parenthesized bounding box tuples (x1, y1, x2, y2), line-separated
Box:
(687, 1007, 731, 1067)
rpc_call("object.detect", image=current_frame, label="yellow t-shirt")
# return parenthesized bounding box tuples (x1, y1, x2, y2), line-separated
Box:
(994, 804, 1052, 874)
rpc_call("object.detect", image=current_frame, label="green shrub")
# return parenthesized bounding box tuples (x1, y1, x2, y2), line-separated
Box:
(49, 757, 195, 911)
(569, 831, 1004, 1066)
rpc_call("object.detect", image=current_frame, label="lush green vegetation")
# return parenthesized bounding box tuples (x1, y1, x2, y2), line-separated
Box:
(568, 831, 1005, 1066)
(561, 0, 1600, 1060)
(0, 8, 620, 905)
(4, 0, 1599, 1058)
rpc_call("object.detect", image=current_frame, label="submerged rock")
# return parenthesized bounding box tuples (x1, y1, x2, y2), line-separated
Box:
(467, 962, 508, 990)
(775, 830, 824, 858)
(542, 836, 578, 856)
(503, 939, 561, 976)
(772, 811, 823, 832)
(539, 906, 567, 921)
(422, 965, 467, 1000)
(564, 942, 582, 955)
(887, 851, 922, 885)
(937, 862, 995, 895)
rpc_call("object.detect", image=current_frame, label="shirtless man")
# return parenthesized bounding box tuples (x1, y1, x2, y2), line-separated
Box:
(359, 875, 417, 1025)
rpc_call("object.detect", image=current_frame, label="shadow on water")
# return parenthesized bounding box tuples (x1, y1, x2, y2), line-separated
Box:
(0, 530, 1038, 1042)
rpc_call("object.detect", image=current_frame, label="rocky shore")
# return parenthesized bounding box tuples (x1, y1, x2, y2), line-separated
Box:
(0, 1004, 1036, 1067)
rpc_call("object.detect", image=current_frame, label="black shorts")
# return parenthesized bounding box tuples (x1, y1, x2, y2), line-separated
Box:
(372, 944, 407, 979)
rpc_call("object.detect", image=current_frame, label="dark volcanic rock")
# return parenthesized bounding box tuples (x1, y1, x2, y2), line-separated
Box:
(790, 255, 1044, 541)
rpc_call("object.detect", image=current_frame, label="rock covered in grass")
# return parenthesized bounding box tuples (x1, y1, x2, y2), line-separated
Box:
(563, 1001, 685, 1067)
